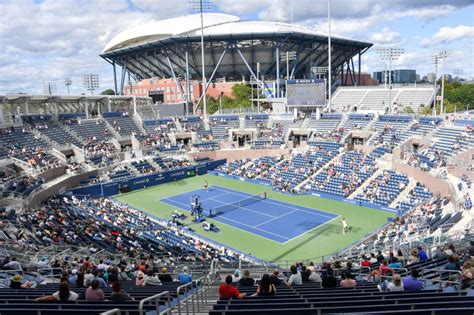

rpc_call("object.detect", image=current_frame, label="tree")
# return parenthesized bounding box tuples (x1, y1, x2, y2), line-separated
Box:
(403, 106, 414, 114)
(100, 89, 115, 95)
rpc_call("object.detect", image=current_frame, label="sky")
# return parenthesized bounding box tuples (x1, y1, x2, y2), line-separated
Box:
(0, 0, 473, 95)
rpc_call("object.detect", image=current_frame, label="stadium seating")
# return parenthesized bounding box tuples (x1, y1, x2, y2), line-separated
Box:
(210, 115, 240, 139)
(354, 170, 409, 207)
(103, 112, 141, 137)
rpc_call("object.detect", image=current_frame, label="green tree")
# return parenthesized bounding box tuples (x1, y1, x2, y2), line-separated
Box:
(100, 89, 115, 95)
(403, 106, 415, 114)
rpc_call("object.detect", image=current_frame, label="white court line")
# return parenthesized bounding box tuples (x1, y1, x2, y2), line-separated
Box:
(207, 196, 275, 219)
(160, 192, 291, 242)
(281, 215, 341, 244)
(155, 185, 226, 203)
(254, 210, 298, 227)
(215, 214, 290, 241)
(214, 186, 337, 219)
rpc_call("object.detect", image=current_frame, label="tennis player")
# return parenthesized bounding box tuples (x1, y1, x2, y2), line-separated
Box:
(204, 180, 208, 192)
(341, 217, 348, 235)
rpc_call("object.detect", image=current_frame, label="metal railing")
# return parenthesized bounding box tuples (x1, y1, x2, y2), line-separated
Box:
(175, 276, 206, 315)
(100, 308, 121, 315)
(139, 290, 172, 315)
(421, 268, 463, 291)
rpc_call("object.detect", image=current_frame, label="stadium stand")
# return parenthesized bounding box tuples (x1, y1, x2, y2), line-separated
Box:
(0, 105, 472, 315)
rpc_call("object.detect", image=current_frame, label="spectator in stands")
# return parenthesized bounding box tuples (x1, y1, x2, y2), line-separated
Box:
(270, 270, 282, 286)
(417, 246, 428, 261)
(219, 275, 246, 299)
(159, 267, 173, 283)
(322, 268, 337, 288)
(360, 255, 371, 268)
(378, 273, 404, 292)
(469, 240, 474, 260)
(306, 268, 322, 283)
(461, 261, 474, 290)
(85, 279, 105, 301)
(178, 266, 193, 285)
(92, 269, 107, 288)
(252, 274, 276, 297)
(144, 270, 162, 286)
(110, 281, 134, 301)
(443, 255, 460, 271)
(3, 256, 22, 270)
(340, 271, 356, 288)
(369, 253, 378, 264)
(376, 251, 385, 263)
(403, 269, 423, 291)
(231, 269, 241, 283)
(107, 267, 119, 283)
(35, 281, 79, 302)
(284, 265, 302, 287)
(9, 274, 31, 289)
(75, 272, 85, 288)
(407, 248, 420, 265)
(135, 271, 146, 286)
(238, 270, 255, 286)
(68, 269, 78, 284)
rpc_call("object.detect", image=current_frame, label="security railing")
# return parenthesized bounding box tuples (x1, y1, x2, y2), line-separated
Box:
(139, 290, 172, 315)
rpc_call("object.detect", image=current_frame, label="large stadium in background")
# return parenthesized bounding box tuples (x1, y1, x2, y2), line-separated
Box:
(100, 13, 372, 104)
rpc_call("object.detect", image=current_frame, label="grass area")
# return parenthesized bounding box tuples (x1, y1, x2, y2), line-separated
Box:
(113, 174, 395, 263)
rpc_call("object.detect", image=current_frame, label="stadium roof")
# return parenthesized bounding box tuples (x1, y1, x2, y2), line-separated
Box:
(103, 13, 363, 54)
(101, 13, 373, 95)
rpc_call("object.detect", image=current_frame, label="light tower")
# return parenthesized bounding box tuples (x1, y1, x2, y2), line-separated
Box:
(436, 49, 453, 115)
(64, 78, 72, 94)
(82, 74, 100, 95)
(190, 0, 213, 118)
(376, 47, 404, 113)
(43, 82, 57, 95)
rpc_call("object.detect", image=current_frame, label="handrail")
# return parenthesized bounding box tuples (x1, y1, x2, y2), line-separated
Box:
(176, 275, 205, 315)
(421, 268, 463, 291)
(138, 290, 171, 315)
(100, 308, 121, 315)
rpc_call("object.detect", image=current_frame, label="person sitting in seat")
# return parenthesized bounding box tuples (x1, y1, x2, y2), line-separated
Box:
(403, 269, 423, 291)
(339, 271, 356, 288)
(252, 274, 276, 296)
(270, 270, 282, 286)
(35, 281, 79, 302)
(178, 266, 193, 284)
(85, 279, 105, 301)
(219, 275, 246, 299)
(238, 270, 255, 286)
(145, 270, 162, 286)
(322, 268, 337, 288)
(158, 267, 173, 283)
(284, 265, 302, 287)
(110, 281, 134, 301)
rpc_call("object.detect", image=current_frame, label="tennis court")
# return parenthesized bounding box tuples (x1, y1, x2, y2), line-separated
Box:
(160, 185, 339, 243)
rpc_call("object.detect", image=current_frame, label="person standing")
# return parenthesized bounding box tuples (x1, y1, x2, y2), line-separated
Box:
(341, 217, 348, 235)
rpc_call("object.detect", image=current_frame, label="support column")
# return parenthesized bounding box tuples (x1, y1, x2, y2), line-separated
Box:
(358, 51, 361, 86)
(185, 50, 190, 116)
(194, 47, 228, 112)
(133, 96, 137, 116)
(85, 99, 89, 119)
(235, 47, 266, 96)
(113, 61, 118, 95)
(166, 55, 186, 105)
(24, 98, 29, 115)
(276, 46, 280, 98)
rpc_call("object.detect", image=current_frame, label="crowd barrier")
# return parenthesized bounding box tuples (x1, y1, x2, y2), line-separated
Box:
(70, 159, 226, 197)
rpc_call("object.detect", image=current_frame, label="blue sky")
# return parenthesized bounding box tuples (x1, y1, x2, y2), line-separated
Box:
(0, 0, 472, 95)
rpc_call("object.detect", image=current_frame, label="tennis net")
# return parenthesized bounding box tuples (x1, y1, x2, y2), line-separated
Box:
(208, 192, 266, 217)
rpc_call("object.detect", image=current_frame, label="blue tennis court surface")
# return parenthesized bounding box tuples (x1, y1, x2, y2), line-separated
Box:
(159, 185, 339, 243)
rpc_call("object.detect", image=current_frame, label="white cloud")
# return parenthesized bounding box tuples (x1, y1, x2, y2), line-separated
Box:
(421, 25, 474, 47)
(370, 27, 402, 45)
